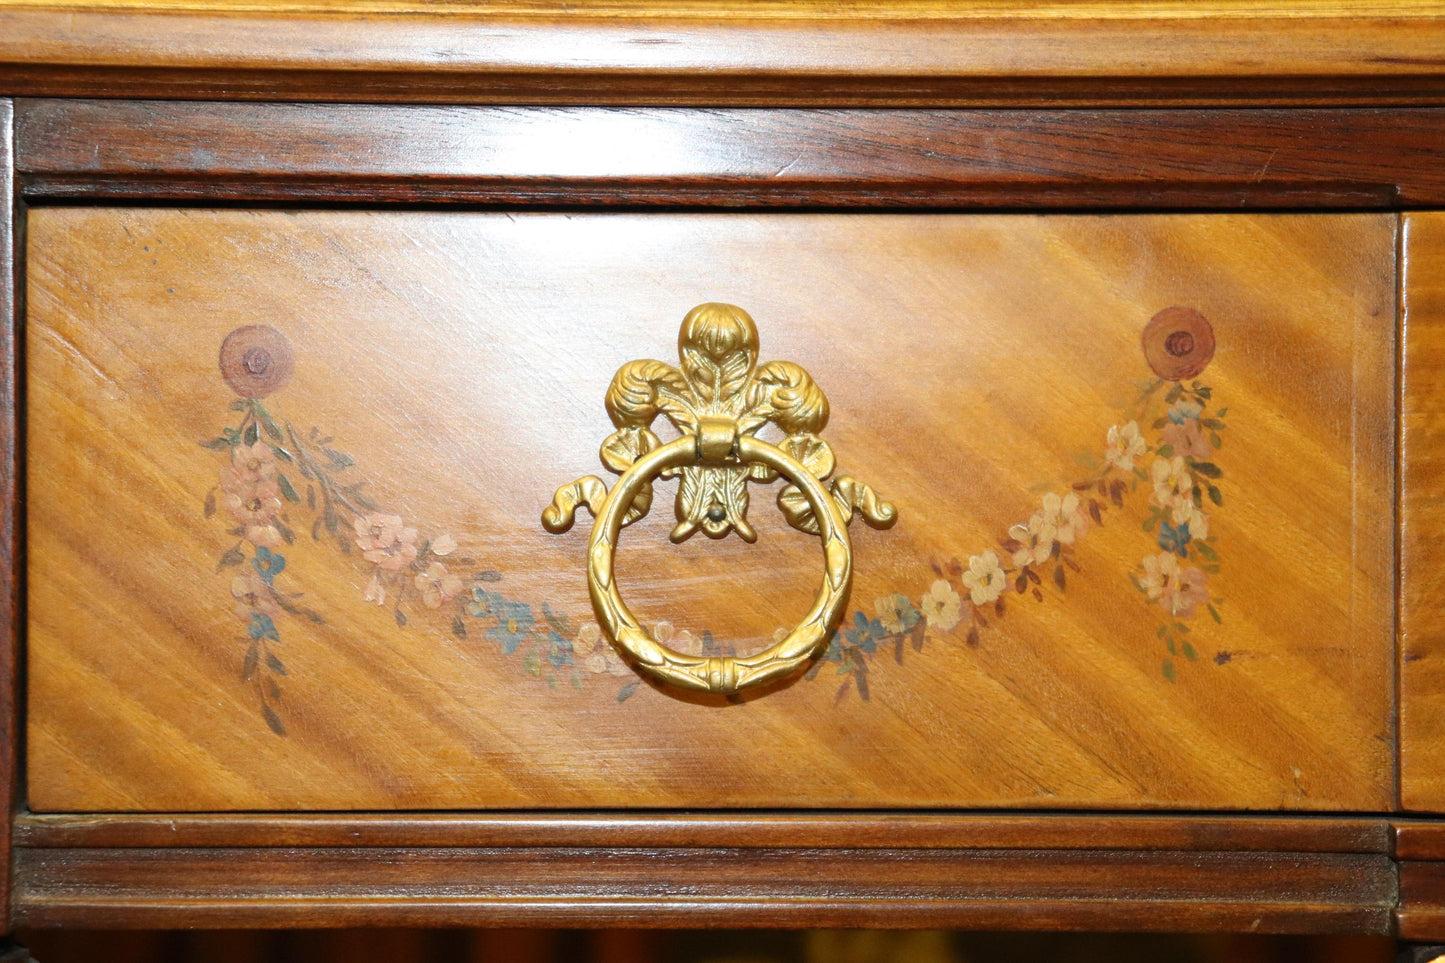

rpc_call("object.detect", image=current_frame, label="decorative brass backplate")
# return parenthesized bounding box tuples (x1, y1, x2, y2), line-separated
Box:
(543, 302, 896, 694)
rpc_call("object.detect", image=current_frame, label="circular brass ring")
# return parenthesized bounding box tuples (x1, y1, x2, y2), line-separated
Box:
(586, 435, 853, 694)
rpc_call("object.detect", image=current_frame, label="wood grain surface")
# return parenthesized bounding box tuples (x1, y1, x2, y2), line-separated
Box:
(1400, 213, 1445, 814)
(0, 4, 1444, 105)
(24, 209, 1395, 812)
(18, 101, 1445, 210)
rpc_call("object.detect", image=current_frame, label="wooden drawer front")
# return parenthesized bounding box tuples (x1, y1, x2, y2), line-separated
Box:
(24, 209, 1393, 812)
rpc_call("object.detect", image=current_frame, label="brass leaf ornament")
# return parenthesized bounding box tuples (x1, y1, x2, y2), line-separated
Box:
(543, 303, 896, 695)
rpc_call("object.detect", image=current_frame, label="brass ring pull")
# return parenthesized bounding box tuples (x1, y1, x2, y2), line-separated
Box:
(588, 432, 851, 693)
(543, 303, 896, 696)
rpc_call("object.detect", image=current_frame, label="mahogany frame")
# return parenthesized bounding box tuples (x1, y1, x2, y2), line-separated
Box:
(5, 95, 1445, 940)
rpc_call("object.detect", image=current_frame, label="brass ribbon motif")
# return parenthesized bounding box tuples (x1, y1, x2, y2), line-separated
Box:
(542, 303, 896, 694)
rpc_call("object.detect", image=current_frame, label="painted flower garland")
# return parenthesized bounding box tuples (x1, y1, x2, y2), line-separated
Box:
(818, 306, 1227, 701)
(206, 308, 1227, 731)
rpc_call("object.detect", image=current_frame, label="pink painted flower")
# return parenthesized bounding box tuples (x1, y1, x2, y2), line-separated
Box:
(231, 572, 277, 620)
(227, 441, 277, 487)
(415, 561, 465, 609)
(222, 478, 282, 529)
(1139, 551, 1210, 619)
(245, 524, 284, 549)
(1160, 418, 1212, 459)
(354, 513, 419, 571)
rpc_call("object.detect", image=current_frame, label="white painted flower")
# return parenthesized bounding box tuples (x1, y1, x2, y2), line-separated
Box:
(574, 622, 631, 676)
(1039, 491, 1089, 545)
(1150, 455, 1193, 509)
(654, 620, 700, 655)
(1139, 550, 1180, 603)
(1008, 518, 1051, 568)
(1170, 497, 1210, 540)
(960, 550, 1007, 606)
(921, 579, 962, 631)
(429, 533, 458, 556)
(875, 593, 919, 634)
(1105, 421, 1148, 472)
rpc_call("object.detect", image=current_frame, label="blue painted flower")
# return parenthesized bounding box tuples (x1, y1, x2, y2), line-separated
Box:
(247, 611, 279, 642)
(252, 546, 286, 585)
(1158, 521, 1192, 557)
(546, 631, 573, 668)
(844, 610, 883, 654)
(486, 599, 535, 654)
(823, 631, 846, 663)
(467, 586, 501, 619)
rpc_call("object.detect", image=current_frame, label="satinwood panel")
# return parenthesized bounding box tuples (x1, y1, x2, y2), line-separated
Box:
(1400, 212, 1445, 812)
(25, 210, 1393, 811)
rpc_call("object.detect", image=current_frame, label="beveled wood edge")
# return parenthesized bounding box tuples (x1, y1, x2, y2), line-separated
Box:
(8, 845, 1398, 932)
(2, 9, 1445, 105)
(16, 101, 1445, 209)
(12, 812, 1397, 852)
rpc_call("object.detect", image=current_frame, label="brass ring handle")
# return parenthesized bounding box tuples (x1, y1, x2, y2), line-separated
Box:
(587, 433, 852, 694)
(542, 303, 897, 698)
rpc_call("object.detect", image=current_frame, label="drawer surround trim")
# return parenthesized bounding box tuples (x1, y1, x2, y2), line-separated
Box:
(17, 100, 1445, 209)
(8, 93, 1445, 937)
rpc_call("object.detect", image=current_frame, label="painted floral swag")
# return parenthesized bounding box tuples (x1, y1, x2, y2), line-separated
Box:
(205, 307, 1227, 732)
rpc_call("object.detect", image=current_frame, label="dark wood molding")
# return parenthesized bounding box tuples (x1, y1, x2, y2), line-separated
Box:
(17, 101, 1445, 209)
(10, 843, 1397, 932)
(12, 812, 1395, 853)
(1399, 861, 1445, 941)
(0, 98, 16, 936)
(1, 8, 1444, 107)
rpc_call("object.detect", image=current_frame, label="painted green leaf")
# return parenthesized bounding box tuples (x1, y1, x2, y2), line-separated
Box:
(617, 682, 639, 702)
(1162, 659, 1176, 683)
(1208, 603, 1223, 624)
(1155, 444, 1174, 459)
(1191, 461, 1223, 479)
(277, 474, 300, 503)
(265, 653, 287, 676)
(1207, 483, 1223, 506)
(262, 704, 286, 736)
(1182, 641, 1197, 661)
(243, 421, 259, 446)
(1194, 541, 1219, 562)
(241, 643, 259, 681)
(216, 546, 245, 572)
(200, 438, 231, 451)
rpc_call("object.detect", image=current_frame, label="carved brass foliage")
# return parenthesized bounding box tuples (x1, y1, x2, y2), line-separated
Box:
(543, 302, 896, 695)
(543, 302, 895, 541)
